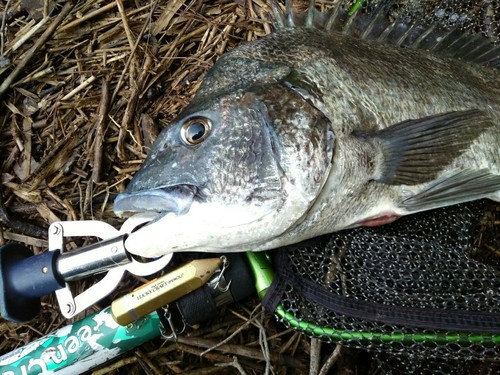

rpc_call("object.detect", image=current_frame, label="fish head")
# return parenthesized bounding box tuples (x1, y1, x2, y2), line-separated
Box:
(114, 83, 335, 256)
(115, 89, 287, 217)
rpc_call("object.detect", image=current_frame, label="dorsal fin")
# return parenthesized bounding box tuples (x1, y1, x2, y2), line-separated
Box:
(270, 0, 349, 31)
(269, 0, 499, 68)
(324, 0, 348, 32)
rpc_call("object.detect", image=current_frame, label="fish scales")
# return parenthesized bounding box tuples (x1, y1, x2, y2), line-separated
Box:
(114, 1, 500, 257)
(204, 28, 499, 127)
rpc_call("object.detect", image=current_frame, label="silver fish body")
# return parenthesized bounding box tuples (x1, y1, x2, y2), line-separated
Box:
(115, 5, 500, 257)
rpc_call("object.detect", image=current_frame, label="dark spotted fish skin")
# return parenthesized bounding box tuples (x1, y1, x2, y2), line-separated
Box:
(114, 1, 500, 257)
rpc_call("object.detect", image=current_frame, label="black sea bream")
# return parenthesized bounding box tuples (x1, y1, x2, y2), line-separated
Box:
(114, 0, 500, 257)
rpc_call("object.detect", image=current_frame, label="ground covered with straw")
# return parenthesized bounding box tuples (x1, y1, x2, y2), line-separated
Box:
(0, 0, 498, 374)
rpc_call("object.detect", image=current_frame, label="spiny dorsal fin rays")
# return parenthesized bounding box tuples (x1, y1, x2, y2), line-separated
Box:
(358, 4, 498, 67)
(409, 23, 438, 49)
(429, 28, 500, 67)
(475, 44, 500, 67)
(445, 32, 478, 55)
(305, 0, 316, 29)
(269, 0, 285, 29)
(360, 4, 389, 40)
(449, 34, 488, 61)
(429, 28, 462, 52)
(394, 22, 419, 47)
(461, 36, 496, 61)
(285, 0, 295, 28)
(270, 0, 348, 31)
(376, 18, 396, 43)
(268, 1, 498, 67)
(324, 0, 346, 32)
(451, 34, 500, 65)
(268, 0, 298, 29)
(341, 3, 363, 35)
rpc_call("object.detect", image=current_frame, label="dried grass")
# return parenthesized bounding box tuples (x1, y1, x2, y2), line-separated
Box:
(0, 0, 498, 374)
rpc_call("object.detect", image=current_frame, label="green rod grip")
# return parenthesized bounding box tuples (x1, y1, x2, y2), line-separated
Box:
(0, 307, 161, 374)
(245, 252, 274, 299)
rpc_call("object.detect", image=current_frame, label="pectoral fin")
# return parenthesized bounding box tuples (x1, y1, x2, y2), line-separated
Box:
(363, 109, 493, 185)
(402, 170, 500, 211)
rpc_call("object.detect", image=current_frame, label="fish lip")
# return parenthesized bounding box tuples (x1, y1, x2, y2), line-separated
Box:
(113, 185, 197, 218)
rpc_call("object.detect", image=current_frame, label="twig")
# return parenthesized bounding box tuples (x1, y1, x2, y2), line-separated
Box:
(146, 1, 204, 94)
(111, 0, 152, 117)
(279, 331, 302, 355)
(57, 2, 117, 34)
(152, 0, 186, 35)
(0, 184, 47, 239)
(309, 338, 322, 375)
(22, 117, 32, 180)
(257, 310, 273, 375)
(93, 346, 178, 375)
(178, 343, 264, 373)
(318, 344, 342, 375)
(61, 75, 96, 101)
(200, 305, 261, 356)
(25, 126, 84, 190)
(11, 16, 49, 52)
(115, 0, 136, 53)
(215, 356, 248, 375)
(176, 336, 307, 371)
(134, 348, 163, 375)
(0, 1, 74, 100)
(139, 113, 159, 151)
(92, 79, 110, 183)
(111, 0, 159, 104)
(0, 230, 48, 247)
(91, 357, 137, 375)
(116, 51, 155, 160)
(15, 66, 55, 86)
(1, 0, 13, 55)
(216, 13, 238, 55)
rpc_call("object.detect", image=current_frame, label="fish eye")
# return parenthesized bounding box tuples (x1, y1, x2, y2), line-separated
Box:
(180, 117, 212, 145)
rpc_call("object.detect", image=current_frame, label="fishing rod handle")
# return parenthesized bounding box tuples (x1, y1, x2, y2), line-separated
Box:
(0, 243, 61, 322)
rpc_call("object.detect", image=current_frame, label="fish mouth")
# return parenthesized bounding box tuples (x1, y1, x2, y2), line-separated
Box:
(113, 185, 197, 218)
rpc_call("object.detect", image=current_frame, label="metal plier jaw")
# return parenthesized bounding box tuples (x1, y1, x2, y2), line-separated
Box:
(48, 214, 172, 318)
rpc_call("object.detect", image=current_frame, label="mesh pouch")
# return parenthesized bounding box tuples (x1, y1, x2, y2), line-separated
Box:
(263, 202, 499, 374)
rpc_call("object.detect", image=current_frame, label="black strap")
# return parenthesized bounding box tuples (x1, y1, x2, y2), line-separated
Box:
(290, 273, 500, 333)
(262, 249, 290, 313)
(263, 249, 500, 334)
